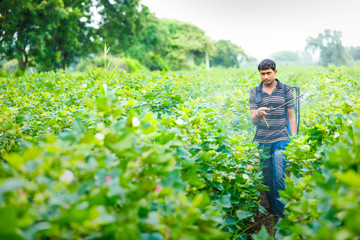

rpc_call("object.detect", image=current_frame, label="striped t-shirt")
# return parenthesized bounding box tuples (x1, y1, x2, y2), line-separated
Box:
(249, 79, 295, 144)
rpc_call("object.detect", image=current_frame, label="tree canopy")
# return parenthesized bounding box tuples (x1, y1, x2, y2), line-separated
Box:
(96, 0, 143, 54)
(348, 46, 360, 61)
(124, 5, 169, 71)
(306, 29, 352, 67)
(210, 40, 247, 68)
(0, 0, 94, 71)
(0, 0, 41, 70)
(0, 1, 249, 72)
(160, 19, 212, 70)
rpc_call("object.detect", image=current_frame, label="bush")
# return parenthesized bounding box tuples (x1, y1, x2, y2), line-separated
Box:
(77, 54, 148, 73)
(123, 57, 149, 72)
(144, 52, 169, 71)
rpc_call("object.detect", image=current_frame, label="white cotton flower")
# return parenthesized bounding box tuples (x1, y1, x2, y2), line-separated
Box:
(81, 84, 87, 88)
(326, 78, 332, 83)
(60, 170, 74, 183)
(132, 117, 140, 127)
(228, 175, 236, 180)
(95, 133, 105, 140)
(176, 118, 184, 125)
(334, 132, 340, 138)
(242, 174, 249, 180)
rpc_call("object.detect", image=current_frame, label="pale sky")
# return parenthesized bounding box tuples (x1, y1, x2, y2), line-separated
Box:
(140, 0, 360, 60)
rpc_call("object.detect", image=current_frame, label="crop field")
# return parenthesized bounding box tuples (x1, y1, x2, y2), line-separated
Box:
(0, 66, 360, 239)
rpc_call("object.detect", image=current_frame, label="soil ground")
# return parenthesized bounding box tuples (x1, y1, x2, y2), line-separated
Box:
(242, 190, 278, 239)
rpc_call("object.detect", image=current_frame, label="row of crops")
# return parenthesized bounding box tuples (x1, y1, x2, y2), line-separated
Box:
(0, 66, 359, 239)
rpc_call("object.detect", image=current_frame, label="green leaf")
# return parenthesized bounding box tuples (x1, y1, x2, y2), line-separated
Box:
(155, 132, 176, 144)
(175, 148, 193, 163)
(220, 194, 232, 208)
(107, 134, 133, 154)
(100, 84, 108, 96)
(0, 178, 26, 201)
(161, 170, 186, 190)
(0, 207, 16, 235)
(252, 226, 271, 240)
(149, 233, 164, 240)
(341, 95, 353, 106)
(224, 217, 238, 226)
(59, 128, 76, 142)
(336, 170, 360, 187)
(192, 191, 211, 209)
(73, 118, 86, 136)
(236, 210, 252, 220)
(22, 222, 50, 240)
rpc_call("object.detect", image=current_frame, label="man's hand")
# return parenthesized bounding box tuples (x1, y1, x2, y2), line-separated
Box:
(256, 107, 270, 117)
(251, 107, 270, 125)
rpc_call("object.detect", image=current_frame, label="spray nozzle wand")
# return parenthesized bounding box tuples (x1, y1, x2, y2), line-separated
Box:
(267, 94, 304, 113)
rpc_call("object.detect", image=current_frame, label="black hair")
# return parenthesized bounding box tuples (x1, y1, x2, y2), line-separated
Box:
(258, 59, 276, 71)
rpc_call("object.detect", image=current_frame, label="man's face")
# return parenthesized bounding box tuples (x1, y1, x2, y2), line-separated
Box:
(259, 68, 277, 86)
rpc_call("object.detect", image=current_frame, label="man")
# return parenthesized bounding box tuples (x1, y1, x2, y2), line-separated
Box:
(249, 59, 297, 221)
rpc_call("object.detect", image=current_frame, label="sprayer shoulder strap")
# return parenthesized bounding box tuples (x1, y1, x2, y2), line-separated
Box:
(254, 85, 262, 104)
(255, 82, 289, 107)
(283, 83, 288, 111)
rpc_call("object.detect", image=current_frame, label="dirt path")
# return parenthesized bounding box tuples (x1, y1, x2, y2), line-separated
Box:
(242, 190, 277, 239)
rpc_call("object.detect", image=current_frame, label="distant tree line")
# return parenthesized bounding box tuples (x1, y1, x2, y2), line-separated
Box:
(270, 29, 360, 67)
(0, 0, 247, 72)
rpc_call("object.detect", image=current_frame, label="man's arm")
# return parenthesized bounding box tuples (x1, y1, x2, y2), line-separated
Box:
(287, 108, 297, 136)
(251, 107, 270, 125)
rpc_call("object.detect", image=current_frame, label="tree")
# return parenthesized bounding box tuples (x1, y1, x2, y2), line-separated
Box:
(160, 19, 212, 70)
(124, 5, 169, 71)
(210, 40, 247, 68)
(0, 0, 94, 71)
(306, 29, 352, 67)
(96, 0, 143, 54)
(348, 46, 360, 61)
(270, 51, 300, 63)
(0, 0, 41, 70)
(35, 0, 94, 71)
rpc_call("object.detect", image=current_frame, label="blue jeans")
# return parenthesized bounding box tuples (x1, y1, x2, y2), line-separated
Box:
(258, 141, 288, 219)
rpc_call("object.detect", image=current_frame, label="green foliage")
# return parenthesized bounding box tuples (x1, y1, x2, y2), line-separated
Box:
(210, 40, 247, 68)
(347, 46, 360, 61)
(1, 114, 230, 239)
(144, 52, 169, 71)
(277, 119, 360, 240)
(0, 0, 151, 71)
(0, 68, 268, 239)
(252, 226, 272, 240)
(76, 54, 147, 73)
(34, 0, 94, 71)
(274, 67, 360, 239)
(96, 0, 143, 54)
(1, 1, 250, 72)
(1, 66, 359, 239)
(0, 0, 40, 70)
(124, 5, 169, 71)
(161, 19, 212, 70)
(124, 57, 149, 72)
(0, 0, 94, 71)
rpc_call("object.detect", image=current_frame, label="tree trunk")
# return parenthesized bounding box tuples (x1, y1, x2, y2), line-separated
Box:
(62, 51, 66, 70)
(18, 54, 28, 70)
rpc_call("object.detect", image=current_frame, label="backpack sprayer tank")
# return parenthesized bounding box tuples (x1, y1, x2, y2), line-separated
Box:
(266, 88, 302, 134)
